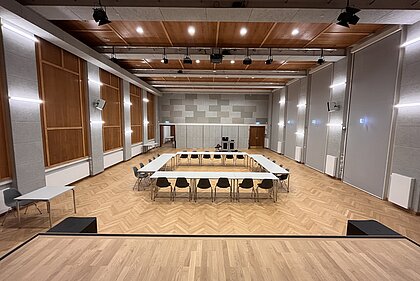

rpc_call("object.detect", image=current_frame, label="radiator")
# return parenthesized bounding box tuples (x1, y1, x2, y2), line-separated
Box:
(325, 155, 338, 177)
(389, 173, 415, 209)
(295, 146, 303, 162)
(277, 141, 283, 154)
(264, 138, 269, 148)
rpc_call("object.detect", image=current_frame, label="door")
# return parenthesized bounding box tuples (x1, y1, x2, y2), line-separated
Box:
(249, 126, 265, 148)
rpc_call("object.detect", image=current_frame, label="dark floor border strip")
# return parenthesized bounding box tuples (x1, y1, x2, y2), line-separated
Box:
(0, 233, 39, 261)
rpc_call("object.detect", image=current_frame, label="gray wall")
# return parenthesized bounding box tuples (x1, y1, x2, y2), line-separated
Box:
(327, 58, 348, 178)
(391, 22, 420, 212)
(306, 65, 332, 172)
(159, 93, 269, 124)
(122, 80, 131, 160)
(1, 25, 46, 194)
(343, 31, 401, 198)
(269, 90, 280, 151)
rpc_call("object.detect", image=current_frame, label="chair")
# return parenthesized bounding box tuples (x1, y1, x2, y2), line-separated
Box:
(277, 169, 290, 192)
(213, 154, 222, 165)
(132, 167, 148, 191)
(157, 154, 160, 157)
(2, 188, 42, 226)
(237, 178, 255, 202)
(190, 150, 199, 164)
(196, 179, 213, 201)
(174, 177, 191, 201)
(236, 154, 245, 166)
(225, 154, 234, 165)
(214, 178, 231, 202)
(148, 159, 152, 163)
(272, 160, 276, 163)
(154, 177, 173, 201)
(179, 150, 189, 165)
(256, 179, 274, 202)
(140, 162, 152, 185)
(202, 151, 211, 164)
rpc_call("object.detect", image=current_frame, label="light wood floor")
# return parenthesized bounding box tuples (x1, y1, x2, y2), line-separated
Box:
(1, 147, 419, 257)
(1, 235, 419, 281)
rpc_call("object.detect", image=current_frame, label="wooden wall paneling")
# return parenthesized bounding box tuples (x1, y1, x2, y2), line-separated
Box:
(37, 39, 89, 167)
(130, 83, 143, 144)
(100, 69, 122, 151)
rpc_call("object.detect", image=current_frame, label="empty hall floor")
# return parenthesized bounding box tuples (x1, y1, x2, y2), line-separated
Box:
(1, 147, 419, 256)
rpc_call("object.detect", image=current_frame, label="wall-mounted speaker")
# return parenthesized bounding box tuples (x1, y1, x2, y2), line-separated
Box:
(327, 101, 340, 112)
(94, 99, 106, 111)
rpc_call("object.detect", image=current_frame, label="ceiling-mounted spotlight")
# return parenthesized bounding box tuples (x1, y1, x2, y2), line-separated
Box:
(183, 47, 192, 64)
(92, 1, 111, 26)
(243, 48, 252, 65)
(317, 49, 325, 65)
(161, 48, 169, 64)
(110, 46, 118, 63)
(265, 48, 273, 65)
(337, 0, 361, 28)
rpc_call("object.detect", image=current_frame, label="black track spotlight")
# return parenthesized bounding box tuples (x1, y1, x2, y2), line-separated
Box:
(317, 49, 325, 65)
(337, 0, 360, 28)
(183, 47, 193, 64)
(93, 1, 111, 26)
(243, 48, 252, 65)
(265, 48, 273, 65)
(161, 48, 169, 64)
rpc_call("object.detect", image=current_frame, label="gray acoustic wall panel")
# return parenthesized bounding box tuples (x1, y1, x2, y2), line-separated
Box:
(142, 89, 148, 142)
(297, 77, 308, 150)
(278, 88, 287, 153)
(270, 90, 280, 151)
(343, 32, 401, 198)
(175, 125, 187, 149)
(1, 26, 46, 194)
(306, 65, 332, 172)
(86, 62, 104, 175)
(203, 125, 222, 148)
(238, 126, 249, 149)
(186, 125, 203, 149)
(159, 93, 269, 124)
(391, 22, 420, 212)
(122, 80, 131, 160)
(284, 81, 299, 159)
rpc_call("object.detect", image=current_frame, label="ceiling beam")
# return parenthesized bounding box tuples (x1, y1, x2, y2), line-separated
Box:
(159, 88, 273, 94)
(18, 0, 420, 10)
(151, 83, 285, 89)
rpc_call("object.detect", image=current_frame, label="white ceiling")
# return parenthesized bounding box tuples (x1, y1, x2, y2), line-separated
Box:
(28, 6, 420, 25)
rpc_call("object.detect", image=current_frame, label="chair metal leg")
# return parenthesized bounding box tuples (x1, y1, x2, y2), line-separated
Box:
(256, 187, 259, 202)
(1, 210, 10, 226)
(34, 203, 42, 214)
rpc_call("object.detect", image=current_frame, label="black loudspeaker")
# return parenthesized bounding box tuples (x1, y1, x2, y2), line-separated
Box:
(222, 142, 228, 150)
(222, 137, 229, 141)
(229, 141, 235, 150)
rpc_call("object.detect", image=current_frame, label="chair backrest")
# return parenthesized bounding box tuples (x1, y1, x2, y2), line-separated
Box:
(260, 179, 273, 188)
(148, 159, 152, 163)
(4, 188, 22, 207)
(132, 166, 139, 176)
(240, 178, 254, 188)
(140, 163, 144, 168)
(216, 177, 230, 188)
(157, 154, 160, 157)
(214, 154, 221, 159)
(175, 177, 189, 188)
(197, 178, 211, 188)
(156, 177, 171, 187)
(272, 160, 276, 163)
(153, 156, 156, 160)
(237, 155, 244, 159)
(226, 154, 234, 159)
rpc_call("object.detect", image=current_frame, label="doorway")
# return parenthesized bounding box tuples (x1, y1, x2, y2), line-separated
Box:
(160, 125, 176, 147)
(249, 126, 265, 148)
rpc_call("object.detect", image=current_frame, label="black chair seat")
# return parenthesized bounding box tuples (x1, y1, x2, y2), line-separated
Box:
(203, 151, 211, 159)
(197, 179, 211, 189)
(156, 177, 171, 188)
(237, 155, 245, 159)
(175, 178, 189, 188)
(239, 178, 254, 189)
(216, 178, 230, 189)
(258, 179, 273, 189)
(213, 154, 221, 159)
(226, 155, 234, 159)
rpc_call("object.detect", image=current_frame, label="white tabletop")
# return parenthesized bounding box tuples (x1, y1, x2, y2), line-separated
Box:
(151, 171, 277, 180)
(176, 151, 248, 156)
(249, 154, 289, 174)
(139, 154, 176, 172)
(15, 186, 74, 201)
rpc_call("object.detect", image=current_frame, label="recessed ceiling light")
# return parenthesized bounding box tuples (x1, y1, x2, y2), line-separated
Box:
(225, 76, 229, 79)
(213, 70, 216, 73)
(136, 26, 144, 34)
(230, 60, 235, 64)
(195, 59, 200, 64)
(291, 28, 299, 36)
(251, 76, 255, 79)
(188, 26, 196, 36)
(240, 27, 248, 36)
(173, 76, 176, 78)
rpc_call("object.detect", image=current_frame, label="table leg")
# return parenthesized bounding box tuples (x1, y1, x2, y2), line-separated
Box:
(47, 201, 52, 228)
(17, 201, 21, 225)
(72, 189, 77, 213)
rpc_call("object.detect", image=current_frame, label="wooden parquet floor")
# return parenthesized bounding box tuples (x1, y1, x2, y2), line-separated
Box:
(1, 148, 419, 256)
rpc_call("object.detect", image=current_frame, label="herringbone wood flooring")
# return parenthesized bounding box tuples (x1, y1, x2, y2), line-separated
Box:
(1, 147, 419, 256)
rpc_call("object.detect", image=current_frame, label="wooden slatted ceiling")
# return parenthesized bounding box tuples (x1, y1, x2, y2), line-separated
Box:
(0, 57, 11, 180)
(100, 69, 123, 152)
(52, 20, 386, 49)
(36, 39, 89, 167)
(130, 84, 143, 144)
